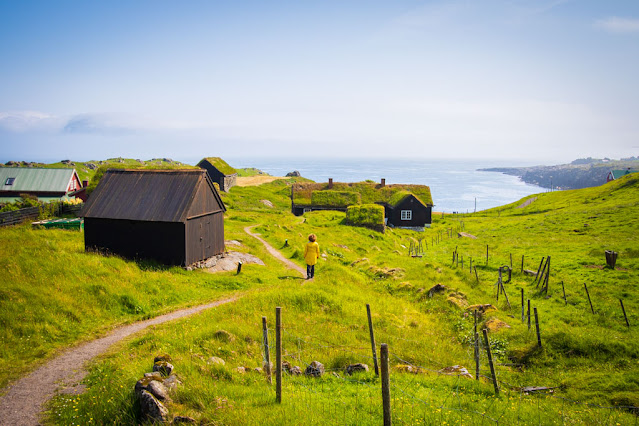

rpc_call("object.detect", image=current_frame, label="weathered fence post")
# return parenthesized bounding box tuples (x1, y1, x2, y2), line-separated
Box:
(561, 281, 567, 305)
(366, 304, 379, 376)
(534, 307, 542, 348)
(535, 257, 545, 283)
(474, 310, 480, 380)
(620, 299, 630, 328)
(521, 289, 524, 322)
(262, 316, 272, 384)
(482, 329, 499, 395)
(584, 283, 595, 314)
(486, 245, 489, 265)
(275, 307, 282, 403)
(474, 266, 479, 283)
(527, 299, 531, 330)
(380, 343, 392, 426)
(521, 255, 524, 273)
(236, 260, 243, 274)
(605, 250, 618, 269)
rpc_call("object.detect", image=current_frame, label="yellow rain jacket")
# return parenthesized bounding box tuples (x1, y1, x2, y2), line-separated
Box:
(304, 241, 320, 265)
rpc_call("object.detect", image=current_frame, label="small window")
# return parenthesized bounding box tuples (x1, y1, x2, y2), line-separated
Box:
(401, 210, 412, 220)
(5, 177, 15, 185)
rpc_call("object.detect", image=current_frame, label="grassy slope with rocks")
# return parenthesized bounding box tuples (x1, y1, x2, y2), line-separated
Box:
(1, 170, 637, 424)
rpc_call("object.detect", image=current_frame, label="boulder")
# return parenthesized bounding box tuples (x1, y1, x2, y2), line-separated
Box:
(439, 365, 473, 379)
(305, 361, 324, 377)
(395, 364, 421, 374)
(208, 356, 226, 366)
(147, 380, 170, 401)
(290, 366, 302, 375)
(345, 363, 369, 375)
(428, 283, 447, 297)
(153, 361, 174, 376)
(447, 294, 469, 309)
(286, 170, 301, 177)
(236, 367, 246, 374)
(144, 372, 163, 381)
(139, 390, 168, 422)
(260, 199, 274, 208)
(213, 330, 236, 342)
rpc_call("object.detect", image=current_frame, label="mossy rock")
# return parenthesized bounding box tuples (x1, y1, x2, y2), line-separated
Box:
(213, 330, 236, 343)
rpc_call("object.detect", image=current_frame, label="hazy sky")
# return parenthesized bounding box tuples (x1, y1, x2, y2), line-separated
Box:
(1, 0, 638, 164)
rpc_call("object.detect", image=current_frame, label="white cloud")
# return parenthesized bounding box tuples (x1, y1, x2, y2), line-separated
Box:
(0, 111, 60, 132)
(595, 17, 639, 34)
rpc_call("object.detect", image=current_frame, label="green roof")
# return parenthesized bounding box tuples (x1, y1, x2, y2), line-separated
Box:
(292, 181, 433, 207)
(199, 157, 237, 175)
(610, 169, 636, 180)
(0, 168, 78, 193)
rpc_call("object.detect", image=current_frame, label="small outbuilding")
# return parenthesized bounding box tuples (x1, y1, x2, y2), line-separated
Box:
(81, 169, 226, 266)
(197, 157, 238, 192)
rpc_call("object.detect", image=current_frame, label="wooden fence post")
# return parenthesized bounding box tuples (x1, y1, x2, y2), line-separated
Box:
(620, 299, 630, 328)
(486, 245, 489, 265)
(561, 281, 567, 305)
(521, 289, 524, 322)
(262, 316, 272, 384)
(534, 307, 542, 348)
(584, 284, 595, 314)
(527, 299, 531, 330)
(380, 343, 392, 426)
(366, 304, 379, 376)
(275, 307, 282, 403)
(521, 255, 524, 273)
(510, 253, 513, 269)
(474, 266, 479, 283)
(482, 329, 499, 395)
(474, 310, 480, 380)
(535, 257, 545, 283)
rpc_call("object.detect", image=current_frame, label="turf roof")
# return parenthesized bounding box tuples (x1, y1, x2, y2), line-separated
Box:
(292, 181, 433, 207)
(200, 157, 237, 175)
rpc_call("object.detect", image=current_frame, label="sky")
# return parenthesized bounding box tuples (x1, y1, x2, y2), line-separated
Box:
(0, 0, 638, 164)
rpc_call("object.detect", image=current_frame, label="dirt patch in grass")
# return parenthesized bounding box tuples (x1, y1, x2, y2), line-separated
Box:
(236, 176, 284, 187)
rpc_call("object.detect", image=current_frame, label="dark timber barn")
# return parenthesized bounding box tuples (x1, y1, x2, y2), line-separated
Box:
(82, 169, 226, 266)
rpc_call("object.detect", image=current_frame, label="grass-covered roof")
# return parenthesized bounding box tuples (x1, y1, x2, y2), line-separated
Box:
(292, 181, 433, 207)
(201, 157, 237, 175)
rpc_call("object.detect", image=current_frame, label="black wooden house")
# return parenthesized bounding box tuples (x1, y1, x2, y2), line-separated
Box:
(82, 169, 226, 266)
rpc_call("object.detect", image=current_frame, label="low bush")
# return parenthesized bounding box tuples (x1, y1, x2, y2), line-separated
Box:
(345, 204, 385, 232)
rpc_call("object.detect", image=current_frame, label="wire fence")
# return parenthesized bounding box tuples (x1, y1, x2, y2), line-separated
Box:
(258, 306, 639, 425)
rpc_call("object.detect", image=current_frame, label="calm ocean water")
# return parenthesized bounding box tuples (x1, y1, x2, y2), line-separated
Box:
(219, 157, 546, 213)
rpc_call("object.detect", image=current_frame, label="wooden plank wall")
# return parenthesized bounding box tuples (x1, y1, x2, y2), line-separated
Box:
(0, 206, 40, 227)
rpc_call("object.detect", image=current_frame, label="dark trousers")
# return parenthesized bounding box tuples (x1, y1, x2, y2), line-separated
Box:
(306, 264, 315, 278)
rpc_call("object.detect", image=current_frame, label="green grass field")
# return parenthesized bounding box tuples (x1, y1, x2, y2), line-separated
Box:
(1, 172, 638, 424)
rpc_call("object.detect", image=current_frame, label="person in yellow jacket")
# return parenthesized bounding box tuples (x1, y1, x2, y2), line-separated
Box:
(303, 234, 320, 279)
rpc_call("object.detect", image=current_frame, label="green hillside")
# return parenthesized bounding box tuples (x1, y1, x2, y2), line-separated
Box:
(1, 172, 638, 424)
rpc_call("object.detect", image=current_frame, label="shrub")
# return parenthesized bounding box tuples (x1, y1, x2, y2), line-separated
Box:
(345, 204, 385, 232)
(311, 190, 360, 207)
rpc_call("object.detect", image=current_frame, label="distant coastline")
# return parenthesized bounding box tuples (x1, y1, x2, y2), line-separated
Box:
(479, 157, 639, 190)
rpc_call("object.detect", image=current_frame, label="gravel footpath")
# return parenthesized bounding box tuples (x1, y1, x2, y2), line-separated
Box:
(0, 297, 237, 426)
(244, 226, 306, 277)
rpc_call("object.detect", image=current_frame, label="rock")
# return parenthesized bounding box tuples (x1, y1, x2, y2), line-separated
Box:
(332, 372, 341, 378)
(225, 240, 242, 247)
(208, 356, 226, 366)
(305, 361, 325, 377)
(61, 159, 71, 164)
(439, 365, 473, 379)
(154, 354, 173, 363)
(139, 389, 168, 422)
(395, 364, 421, 374)
(147, 380, 170, 401)
(172, 416, 197, 424)
(163, 374, 182, 391)
(286, 170, 301, 177)
(144, 372, 164, 381)
(290, 366, 302, 375)
(345, 363, 369, 375)
(281, 361, 292, 372)
(428, 283, 447, 297)
(213, 330, 236, 342)
(485, 317, 511, 332)
(466, 304, 497, 314)
(260, 199, 274, 208)
(5, 161, 17, 166)
(205, 251, 265, 273)
(236, 366, 246, 374)
(153, 361, 174, 376)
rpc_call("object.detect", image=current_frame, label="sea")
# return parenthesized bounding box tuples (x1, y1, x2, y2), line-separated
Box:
(219, 157, 547, 213)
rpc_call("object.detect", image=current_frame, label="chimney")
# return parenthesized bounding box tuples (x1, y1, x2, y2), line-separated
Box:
(82, 180, 89, 188)
(328, 178, 333, 189)
(381, 178, 386, 188)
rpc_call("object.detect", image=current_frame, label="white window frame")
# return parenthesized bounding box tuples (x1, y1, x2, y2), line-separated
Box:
(401, 210, 412, 220)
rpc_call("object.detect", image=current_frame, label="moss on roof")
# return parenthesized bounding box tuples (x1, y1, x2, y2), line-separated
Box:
(292, 181, 433, 207)
(311, 190, 361, 208)
(201, 157, 237, 175)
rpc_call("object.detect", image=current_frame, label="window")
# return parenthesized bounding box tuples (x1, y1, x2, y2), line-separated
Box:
(5, 177, 15, 185)
(401, 210, 412, 220)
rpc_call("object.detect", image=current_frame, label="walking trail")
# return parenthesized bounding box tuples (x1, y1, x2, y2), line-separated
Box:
(0, 297, 237, 426)
(244, 225, 306, 277)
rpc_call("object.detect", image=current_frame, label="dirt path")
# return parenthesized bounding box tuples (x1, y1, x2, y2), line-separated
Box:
(517, 197, 537, 209)
(244, 226, 306, 277)
(0, 297, 237, 426)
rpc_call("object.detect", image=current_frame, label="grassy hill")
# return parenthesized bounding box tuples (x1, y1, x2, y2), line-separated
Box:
(1, 172, 638, 424)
